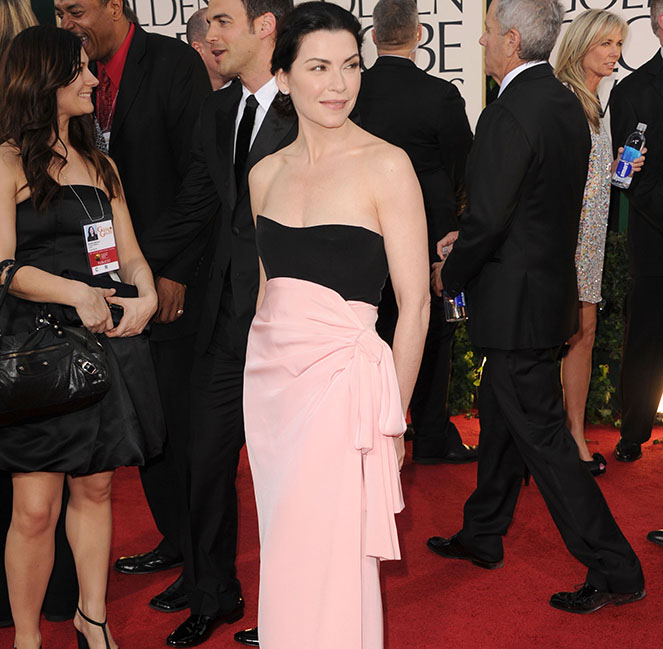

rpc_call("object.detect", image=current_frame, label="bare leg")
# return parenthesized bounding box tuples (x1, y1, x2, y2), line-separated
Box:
(67, 472, 118, 649)
(561, 302, 597, 462)
(7, 472, 65, 649)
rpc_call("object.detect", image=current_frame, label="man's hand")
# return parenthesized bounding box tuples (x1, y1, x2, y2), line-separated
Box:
(436, 230, 459, 261)
(153, 276, 186, 324)
(431, 261, 444, 297)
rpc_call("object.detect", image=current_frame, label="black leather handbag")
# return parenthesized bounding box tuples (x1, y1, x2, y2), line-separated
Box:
(0, 260, 111, 426)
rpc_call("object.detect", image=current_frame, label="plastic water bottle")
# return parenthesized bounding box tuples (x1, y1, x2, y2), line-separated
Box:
(443, 291, 467, 322)
(612, 123, 647, 189)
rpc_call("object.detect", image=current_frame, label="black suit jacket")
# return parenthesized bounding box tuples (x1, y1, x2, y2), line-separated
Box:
(609, 51, 663, 277)
(139, 80, 298, 354)
(357, 56, 472, 259)
(102, 25, 212, 341)
(442, 64, 590, 350)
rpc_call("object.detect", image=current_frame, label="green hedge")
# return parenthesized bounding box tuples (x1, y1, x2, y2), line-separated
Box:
(448, 231, 629, 426)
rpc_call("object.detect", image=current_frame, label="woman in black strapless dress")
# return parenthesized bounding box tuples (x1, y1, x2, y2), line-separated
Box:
(243, 4, 430, 649)
(0, 27, 164, 649)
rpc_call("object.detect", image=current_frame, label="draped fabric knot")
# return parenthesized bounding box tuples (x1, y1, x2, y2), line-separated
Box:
(354, 328, 383, 364)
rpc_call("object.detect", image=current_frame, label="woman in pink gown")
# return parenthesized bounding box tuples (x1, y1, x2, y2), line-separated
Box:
(243, 3, 430, 648)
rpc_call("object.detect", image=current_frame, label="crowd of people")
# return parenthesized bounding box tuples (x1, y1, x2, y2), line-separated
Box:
(0, 0, 661, 648)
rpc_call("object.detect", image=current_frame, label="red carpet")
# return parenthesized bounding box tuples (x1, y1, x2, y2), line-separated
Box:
(2, 417, 662, 648)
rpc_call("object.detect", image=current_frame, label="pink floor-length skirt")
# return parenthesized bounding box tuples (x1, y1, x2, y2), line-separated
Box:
(244, 277, 405, 649)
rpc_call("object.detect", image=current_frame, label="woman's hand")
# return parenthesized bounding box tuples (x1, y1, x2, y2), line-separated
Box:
(73, 285, 116, 334)
(611, 146, 647, 177)
(393, 436, 406, 471)
(104, 292, 158, 338)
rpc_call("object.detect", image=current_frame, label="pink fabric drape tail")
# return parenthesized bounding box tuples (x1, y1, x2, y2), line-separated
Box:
(243, 277, 405, 649)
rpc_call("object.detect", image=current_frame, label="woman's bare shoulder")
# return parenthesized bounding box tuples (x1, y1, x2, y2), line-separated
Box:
(354, 135, 414, 188)
(0, 141, 21, 169)
(0, 142, 26, 200)
(248, 150, 291, 216)
(249, 148, 289, 188)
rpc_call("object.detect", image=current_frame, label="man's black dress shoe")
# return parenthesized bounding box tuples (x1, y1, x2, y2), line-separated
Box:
(149, 574, 189, 612)
(166, 598, 244, 647)
(614, 439, 642, 463)
(234, 627, 259, 646)
(426, 534, 503, 569)
(413, 443, 479, 465)
(114, 548, 183, 575)
(550, 582, 645, 614)
(646, 529, 663, 546)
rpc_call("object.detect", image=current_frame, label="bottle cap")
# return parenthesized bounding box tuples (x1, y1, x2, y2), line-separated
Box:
(637, 123, 647, 132)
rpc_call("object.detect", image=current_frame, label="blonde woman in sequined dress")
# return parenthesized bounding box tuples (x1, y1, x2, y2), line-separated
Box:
(556, 10, 644, 476)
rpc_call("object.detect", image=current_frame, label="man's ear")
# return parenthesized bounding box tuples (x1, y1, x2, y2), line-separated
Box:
(416, 23, 422, 43)
(109, 0, 125, 21)
(256, 12, 277, 40)
(506, 27, 522, 59)
(191, 41, 204, 57)
(371, 28, 377, 45)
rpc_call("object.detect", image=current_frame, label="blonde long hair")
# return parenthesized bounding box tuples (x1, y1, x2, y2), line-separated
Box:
(0, 0, 38, 57)
(555, 9, 626, 132)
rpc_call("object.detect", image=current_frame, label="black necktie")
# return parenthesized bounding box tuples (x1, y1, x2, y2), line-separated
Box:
(234, 95, 258, 187)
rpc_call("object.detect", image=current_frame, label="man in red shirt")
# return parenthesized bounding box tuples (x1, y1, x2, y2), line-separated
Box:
(55, 0, 212, 617)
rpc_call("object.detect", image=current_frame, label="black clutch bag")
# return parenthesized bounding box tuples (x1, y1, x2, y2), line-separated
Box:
(0, 260, 111, 426)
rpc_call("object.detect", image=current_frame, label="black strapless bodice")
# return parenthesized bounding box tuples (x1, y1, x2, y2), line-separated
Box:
(15, 184, 111, 276)
(256, 215, 388, 306)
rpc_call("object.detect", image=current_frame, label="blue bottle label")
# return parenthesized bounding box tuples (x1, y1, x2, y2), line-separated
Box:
(454, 292, 466, 308)
(615, 160, 632, 179)
(621, 145, 641, 162)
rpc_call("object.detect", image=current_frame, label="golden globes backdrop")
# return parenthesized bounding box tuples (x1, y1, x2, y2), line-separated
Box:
(128, 0, 661, 128)
(128, 0, 485, 127)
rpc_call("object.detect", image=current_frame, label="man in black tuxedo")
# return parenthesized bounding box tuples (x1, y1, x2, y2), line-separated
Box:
(427, 0, 644, 613)
(55, 0, 212, 611)
(138, 0, 296, 645)
(357, 0, 475, 464)
(610, 0, 663, 547)
(610, 0, 663, 467)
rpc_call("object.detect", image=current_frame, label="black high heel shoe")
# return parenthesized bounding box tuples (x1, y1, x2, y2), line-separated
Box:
(75, 607, 116, 649)
(582, 452, 607, 477)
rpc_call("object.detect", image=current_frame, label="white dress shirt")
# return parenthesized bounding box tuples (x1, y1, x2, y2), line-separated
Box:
(498, 60, 547, 97)
(233, 76, 279, 161)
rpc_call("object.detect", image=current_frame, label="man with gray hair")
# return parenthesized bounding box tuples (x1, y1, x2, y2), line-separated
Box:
(428, 0, 645, 613)
(186, 8, 234, 90)
(358, 0, 476, 466)
(610, 0, 663, 544)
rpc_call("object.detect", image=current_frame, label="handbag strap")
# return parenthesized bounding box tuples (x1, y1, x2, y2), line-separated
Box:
(0, 260, 22, 313)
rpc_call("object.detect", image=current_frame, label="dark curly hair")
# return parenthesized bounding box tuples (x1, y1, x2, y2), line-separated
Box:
(0, 25, 120, 211)
(271, 2, 363, 114)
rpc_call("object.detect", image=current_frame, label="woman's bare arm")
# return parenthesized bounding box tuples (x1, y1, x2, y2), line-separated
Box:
(374, 145, 430, 415)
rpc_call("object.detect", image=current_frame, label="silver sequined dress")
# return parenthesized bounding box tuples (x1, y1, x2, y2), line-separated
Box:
(575, 121, 612, 303)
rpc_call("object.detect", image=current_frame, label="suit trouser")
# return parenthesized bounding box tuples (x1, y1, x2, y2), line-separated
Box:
(186, 298, 245, 617)
(138, 335, 195, 583)
(376, 284, 464, 455)
(458, 348, 643, 593)
(619, 276, 663, 445)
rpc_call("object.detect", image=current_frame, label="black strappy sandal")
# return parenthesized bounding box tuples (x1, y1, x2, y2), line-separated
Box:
(75, 607, 116, 649)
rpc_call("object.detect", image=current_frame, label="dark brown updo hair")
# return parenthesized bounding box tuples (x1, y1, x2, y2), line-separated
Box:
(270, 1, 363, 114)
(0, 25, 120, 211)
